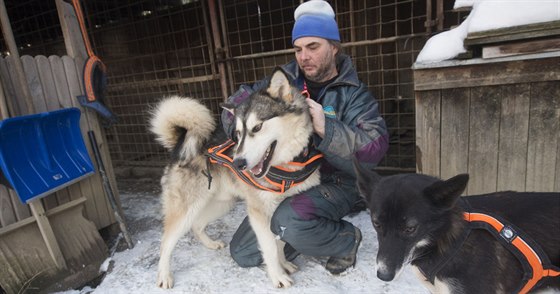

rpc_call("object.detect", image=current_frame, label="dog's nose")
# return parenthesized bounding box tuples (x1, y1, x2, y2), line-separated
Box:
(233, 158, 247, 170)
(377, 270, 395, 282)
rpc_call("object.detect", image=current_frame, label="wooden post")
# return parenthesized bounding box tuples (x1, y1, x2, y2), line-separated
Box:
(29, 201, 68, 270)
(55, 0, 87, 59)
(0, 0, 35, 115)
(0, 73, 8, 118)
(207, 0, 229, 100)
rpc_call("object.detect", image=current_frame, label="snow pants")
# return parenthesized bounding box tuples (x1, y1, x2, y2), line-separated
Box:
(229, 173, 362, 267)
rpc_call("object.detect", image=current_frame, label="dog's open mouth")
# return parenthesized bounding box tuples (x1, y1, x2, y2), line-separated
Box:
(250, 141, 277, 178)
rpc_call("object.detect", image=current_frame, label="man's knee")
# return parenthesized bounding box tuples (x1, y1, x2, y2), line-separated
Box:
(270, 194, 316, 240)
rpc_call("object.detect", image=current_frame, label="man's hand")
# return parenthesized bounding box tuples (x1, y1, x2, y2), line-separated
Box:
(306, 98, 325, 138)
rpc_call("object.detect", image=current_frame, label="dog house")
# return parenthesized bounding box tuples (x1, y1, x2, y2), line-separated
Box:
(413, 21, 560, 195)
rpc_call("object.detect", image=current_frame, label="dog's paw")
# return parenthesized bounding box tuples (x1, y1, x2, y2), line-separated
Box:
(281, 260, 298, 274)
(203, 239, 226, 250)
(156, 271, 174, 289)
(270, 273, 293, 288)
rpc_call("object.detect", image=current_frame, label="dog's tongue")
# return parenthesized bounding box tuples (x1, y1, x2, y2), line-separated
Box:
(250, 160, 264, 175)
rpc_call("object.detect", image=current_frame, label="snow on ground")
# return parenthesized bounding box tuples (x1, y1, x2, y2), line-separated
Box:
(416, 0, 560, 63)
(59, 179, 428, 294)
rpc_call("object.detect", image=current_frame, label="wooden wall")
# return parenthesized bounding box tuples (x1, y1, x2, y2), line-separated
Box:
(414, 53, 560, 195)
(0, 54, 117, 231)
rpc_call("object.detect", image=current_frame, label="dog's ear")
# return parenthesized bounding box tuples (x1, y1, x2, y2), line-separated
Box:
(221, 102, 235, 115)
(353, 157, 381, 204)
(423, 174, 469, 209)
(267, 68, 294, 104)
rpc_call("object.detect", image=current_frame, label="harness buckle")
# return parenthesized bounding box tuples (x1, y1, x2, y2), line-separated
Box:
(500, 225, 517, 243)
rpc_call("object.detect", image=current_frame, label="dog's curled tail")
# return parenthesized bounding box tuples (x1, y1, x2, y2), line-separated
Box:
(150, 96, 216, 163)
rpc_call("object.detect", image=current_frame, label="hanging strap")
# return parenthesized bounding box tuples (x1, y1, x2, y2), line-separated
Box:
(72, 0, 106, 102)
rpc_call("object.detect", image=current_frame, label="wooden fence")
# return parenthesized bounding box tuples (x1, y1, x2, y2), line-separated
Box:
(0, 54, 117, 231)
(414, 52, 560, 195)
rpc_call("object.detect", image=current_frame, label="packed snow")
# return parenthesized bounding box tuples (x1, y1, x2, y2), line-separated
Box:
(416, 0, 560, 63)
(57, 179, 428, 294)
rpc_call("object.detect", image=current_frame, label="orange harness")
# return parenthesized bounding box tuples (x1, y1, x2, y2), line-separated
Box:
(206, 139, 323, 194)
(463, 212, 560, 294)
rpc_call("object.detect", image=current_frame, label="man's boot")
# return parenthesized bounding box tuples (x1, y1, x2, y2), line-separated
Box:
(325, 227, 362, 275)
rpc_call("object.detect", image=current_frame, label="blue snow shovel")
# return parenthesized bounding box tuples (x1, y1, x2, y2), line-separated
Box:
(0, 107, 94, 204)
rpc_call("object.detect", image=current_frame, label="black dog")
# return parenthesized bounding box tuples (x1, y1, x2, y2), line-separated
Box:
(354, 162, 560, 293)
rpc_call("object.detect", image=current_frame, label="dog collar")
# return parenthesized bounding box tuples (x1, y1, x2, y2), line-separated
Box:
(205, 139, 323, 194)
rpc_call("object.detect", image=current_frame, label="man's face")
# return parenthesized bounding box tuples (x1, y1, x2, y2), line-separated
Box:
(293, 37, 338, 83)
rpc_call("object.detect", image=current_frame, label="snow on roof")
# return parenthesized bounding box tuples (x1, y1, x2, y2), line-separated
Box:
(416, 0, 560, 64)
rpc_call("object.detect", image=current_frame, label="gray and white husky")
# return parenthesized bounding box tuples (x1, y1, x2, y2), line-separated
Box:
(150, 69, 320, 289)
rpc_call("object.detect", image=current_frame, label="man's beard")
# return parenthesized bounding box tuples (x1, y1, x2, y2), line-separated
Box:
(302, 55, 336, 82)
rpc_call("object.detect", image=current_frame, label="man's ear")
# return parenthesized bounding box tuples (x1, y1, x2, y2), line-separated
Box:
(267, 68, 293, 104)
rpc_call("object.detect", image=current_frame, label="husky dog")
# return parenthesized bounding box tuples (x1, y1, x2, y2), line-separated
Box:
(150, 69, 320, 289)
(354, 162, 560, 293)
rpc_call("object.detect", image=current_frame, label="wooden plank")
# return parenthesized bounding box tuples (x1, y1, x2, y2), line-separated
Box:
(483, 38, 560, 59)
(0, 64, 9, 118)
(21, 55, 48, 113)
(467, 86, 501, 195)
(32, 55, 65, 210)
(415, 90, 441, 177)
(413, 56, 560, 91)
(526, 81, 560, 192)
(440, 88, 470, 193)
(0, 185, 16, 227)
(1, 57, 34, 221)
(497, 84, 530, 192)
(0, 197, 86, 236)
(35, 56, 62, 111)
(28, 199, 67, 270)
(49, 55, 87, 206)
(5, 56, 26, 115)
(466, 20, 560, 46)
(55, 0, 87, 58)
(0, 57, 17, 117)
(0, 0, 34, 114)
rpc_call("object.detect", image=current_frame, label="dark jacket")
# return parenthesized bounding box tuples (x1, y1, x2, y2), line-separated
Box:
(221, 54, 389, 180)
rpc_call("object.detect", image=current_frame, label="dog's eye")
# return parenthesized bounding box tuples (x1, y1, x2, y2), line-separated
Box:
(404, 226, 416, 234)
(372, 220, 382, 229)
(252, 123, 262, 133)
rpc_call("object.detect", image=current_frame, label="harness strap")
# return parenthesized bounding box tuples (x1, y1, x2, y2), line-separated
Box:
(463, 212, 560, 294)
(301, 81, 310, 99)
(206, 139, 322, 194)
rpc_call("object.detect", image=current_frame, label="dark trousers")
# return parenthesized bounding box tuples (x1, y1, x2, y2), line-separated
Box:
(229, 175, 361, 267)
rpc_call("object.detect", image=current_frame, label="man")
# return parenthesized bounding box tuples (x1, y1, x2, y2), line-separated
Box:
(221, 0, 389, 275)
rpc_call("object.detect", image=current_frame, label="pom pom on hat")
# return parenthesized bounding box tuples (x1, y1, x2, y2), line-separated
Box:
(292, 0, 340, 44)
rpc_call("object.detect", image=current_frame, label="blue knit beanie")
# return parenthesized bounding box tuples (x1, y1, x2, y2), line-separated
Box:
(292, 1, 340, 44)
